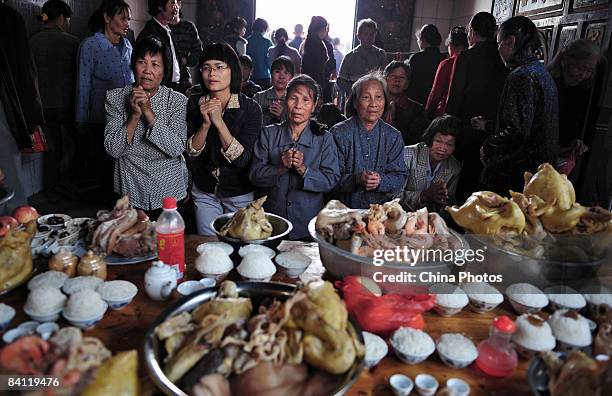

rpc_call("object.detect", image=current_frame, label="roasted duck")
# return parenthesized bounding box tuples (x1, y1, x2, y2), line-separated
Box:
(220, 196, 273, 241)
(0, 220, 36, 292)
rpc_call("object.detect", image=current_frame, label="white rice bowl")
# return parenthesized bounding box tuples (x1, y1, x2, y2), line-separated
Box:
(462, 282, 504, 304)
(548, 309, 592, 347)
(544, 286, 586, 310)
(24, 286, 66, 315)
(62, 276, 104, 295)
(196, 242, 234, 256)
(581, 286, 612, 307)
(238, 245, 276, 259)
(97, 280, 138, 301)
(506, 283, 548, 308)
(436, 333, 478, 362)
(429, 283, 469, 309)
(275, 251, 311, 269)
(237, 253, 276, 280)
(512, 314, 556, 352)
(195, 247, 234, 275)
(64, 290, 107, 319)
(28, 271, 68, 290)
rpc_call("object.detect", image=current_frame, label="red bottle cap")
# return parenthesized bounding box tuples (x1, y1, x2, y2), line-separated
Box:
(493, 315, 516, 334)
(162, 197, 177, 210)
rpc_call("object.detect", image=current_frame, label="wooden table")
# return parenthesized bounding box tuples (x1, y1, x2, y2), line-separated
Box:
(1, 236, 539, 395)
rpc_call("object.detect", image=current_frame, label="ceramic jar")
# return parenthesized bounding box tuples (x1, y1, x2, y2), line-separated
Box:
(77, 250, 107, 280)
(144, 261, 177, 301)
(48, 247, 77, 277)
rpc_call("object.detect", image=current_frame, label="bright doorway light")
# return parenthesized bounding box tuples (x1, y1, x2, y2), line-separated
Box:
(255, 0, 357, 53)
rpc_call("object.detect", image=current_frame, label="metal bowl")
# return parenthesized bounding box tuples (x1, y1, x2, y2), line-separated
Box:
(144, 281, 365, 396)
(210, 212, 292, 250)
(307, 215, 469, 290)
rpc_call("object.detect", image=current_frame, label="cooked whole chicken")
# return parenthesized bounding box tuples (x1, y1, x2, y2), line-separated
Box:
(219, 196, 273, 241)
(524, 163, 575, 211)
(0, 221, 36, 292)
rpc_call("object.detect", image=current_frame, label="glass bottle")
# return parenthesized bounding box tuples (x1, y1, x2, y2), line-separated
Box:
(476, 315, 518, 377)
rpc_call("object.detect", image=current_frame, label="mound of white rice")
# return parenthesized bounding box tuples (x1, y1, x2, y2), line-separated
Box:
(97, 280, 138, 301)
(545, 286, 586, 310)
(462, 282, 504, 304)
(391, 327, 435, 356)
(275, 251, 311, 269)
(195, 247, 233, 275)
(548, 309, 591, 347)
(506, 283, 548, 308)
(582, 286, 612, 307)
(62, 276, 104, 295)
(25, 286, 66, 314)
(196, 242, 233, 256)
(436, 333, 478, 361)
(28, 271, 68, 290)
(429, 283, 468, 308)
(513, 314, 555, 352)
(237, 253, 276, 279)
(64, 290, 106, 319)
(238, 244, 275, 259)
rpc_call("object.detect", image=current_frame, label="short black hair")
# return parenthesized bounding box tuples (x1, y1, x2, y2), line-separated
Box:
(225, 16, 247, 35)
(418, 24, 442, 47)
(199, 42, 242, 94)
(148, 0, 170, 16)
(252, 18, 269, 33)
(384, 60, 412, 83)
(498, 16, 540, 67)
(470, 12, 497, 41)
(421, 114, 462, 146)
(286, 74, 320, 104)
(131, 36, 166, 72)
(317, 102, 346, 129)
(447, 26, 468, 49)
(40, 0, 72, 21)
(271, 55, 295, 76)
(274, 28, 289, 43)
(238, 54, 253, 69)
(88, 0, 130, 33)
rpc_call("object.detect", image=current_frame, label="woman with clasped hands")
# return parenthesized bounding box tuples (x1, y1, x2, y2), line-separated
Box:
(186, 42, 263, 235)
(249, 75, 340, 240)
(104, 36, 188, 216)
(330, 72, 408, 209)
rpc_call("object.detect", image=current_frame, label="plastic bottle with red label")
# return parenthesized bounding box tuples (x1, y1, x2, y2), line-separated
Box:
(156, 197, 185, 282)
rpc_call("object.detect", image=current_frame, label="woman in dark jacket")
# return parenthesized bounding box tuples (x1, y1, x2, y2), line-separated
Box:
(186, 42, 263, 235)
(405, 24, 446, 105)
(301, 16, 329, 93)
(481, 16, 559, 195)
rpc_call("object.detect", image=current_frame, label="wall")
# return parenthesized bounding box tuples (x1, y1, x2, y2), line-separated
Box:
(450, 0, 493, 28)
(411, 0, 453, 51)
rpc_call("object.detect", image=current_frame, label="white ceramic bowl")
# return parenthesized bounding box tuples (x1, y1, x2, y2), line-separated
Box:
(238, 274, 273, 282)
(17, 321, 40, 332)
(23, 307, 62, 323)
(389, 374, 414, 396)
(2, 328, 31, 344)
(199, 278, 216, 288)
(98, 281, 138, 310)
(196, 242, 234, 256)
(433, 304, 464, 317)
(447, 378, 470, 396)
(38, 214, 71, 228)
(196, 270, 231, 283)
(415, 374, 439, 396)
(544, 286, 587, 311)
(275, 251, 311, 278)
(390, 341, 434, 365)
(363, 331, 388, 368)
(62, 304, 107, 329)
(36, 322, 59, 340)
(0, 304, 16, 331)
(437, 349, 477, 369)
(177, 281, 205, 296)
(507, 296, 545, 315)
(238, 244, 276, 259)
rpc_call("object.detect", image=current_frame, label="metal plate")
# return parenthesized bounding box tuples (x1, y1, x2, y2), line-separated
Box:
(144, 281, 365, 396)
(105, 252, 157, 265)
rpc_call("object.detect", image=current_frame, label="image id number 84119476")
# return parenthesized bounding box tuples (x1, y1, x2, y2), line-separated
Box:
(1, 375, 62, 390)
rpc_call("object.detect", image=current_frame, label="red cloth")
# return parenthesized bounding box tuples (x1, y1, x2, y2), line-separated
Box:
(425, 55, 457, 117)
(336, 276, 436, 337)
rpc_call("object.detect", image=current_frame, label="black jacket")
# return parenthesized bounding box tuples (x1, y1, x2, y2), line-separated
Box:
(0, 3, 45, 149)
(137, 18, 176, 86)
(186, 93, 263, 197)
(302, 37, 329, 90)
(405, 47, 446, 105)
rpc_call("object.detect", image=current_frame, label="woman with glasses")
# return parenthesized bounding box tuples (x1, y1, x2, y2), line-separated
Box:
(186, 42, 263, 235)
(104, 36, 187, 217)
(383, 61, 430, 146)
(425, 26, 468, 118)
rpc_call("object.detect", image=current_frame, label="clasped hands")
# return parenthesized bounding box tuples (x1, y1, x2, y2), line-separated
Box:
(359, 171, 380, 191)
(199, 97, 224, 129)
(281, 148, 306, 176)
(422, 179, 449, 205)
(130, 86, 153, 117)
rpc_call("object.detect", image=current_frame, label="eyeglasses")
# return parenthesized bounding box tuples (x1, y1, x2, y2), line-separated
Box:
(201, 64, 230, 74)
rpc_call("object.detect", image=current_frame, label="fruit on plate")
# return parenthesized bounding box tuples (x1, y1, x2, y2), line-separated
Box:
(12, 206, 40, 225)
(0, 221, 36, 292)
(0, 216, 18, 237)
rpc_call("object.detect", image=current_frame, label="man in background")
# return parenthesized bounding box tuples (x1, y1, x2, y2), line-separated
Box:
(170, 0, 202, 93)
(288, 24, 304, 50)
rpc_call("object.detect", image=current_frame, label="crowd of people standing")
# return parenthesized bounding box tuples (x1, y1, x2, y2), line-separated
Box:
(0, 0, 604, 240)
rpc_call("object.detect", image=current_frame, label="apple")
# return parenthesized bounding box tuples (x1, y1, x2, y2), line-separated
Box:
(0, 216, 18, 237)
(12, 206, 40, 224)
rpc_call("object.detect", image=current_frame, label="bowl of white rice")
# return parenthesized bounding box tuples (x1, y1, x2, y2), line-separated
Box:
(62, 276, 104, 295)
(196, 242, 234, 256)
(390, 327, 435, 365)
(512, 314, 556, 359)
(195, 247, 234, 282)
(506, 283, 548, 314)
(548, 309, 592, 350)
(24, 286, 66, 322)
(0, 303, 16, 330)
(238, 244, 276, 259)
(429, 283, 468, 317)
(436, 333, 478, 369)
(63, 290, 107, 329)
(275, 251, 311, 278)
(544, 286, 586, 311)
(362, 331, 388, 368)
(97, 280, 138, 310)
(462, 282, 504, 313)
(581, 285, 612, 318)
(237, 252, 277, 282)
(28, 270, 68, 290)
